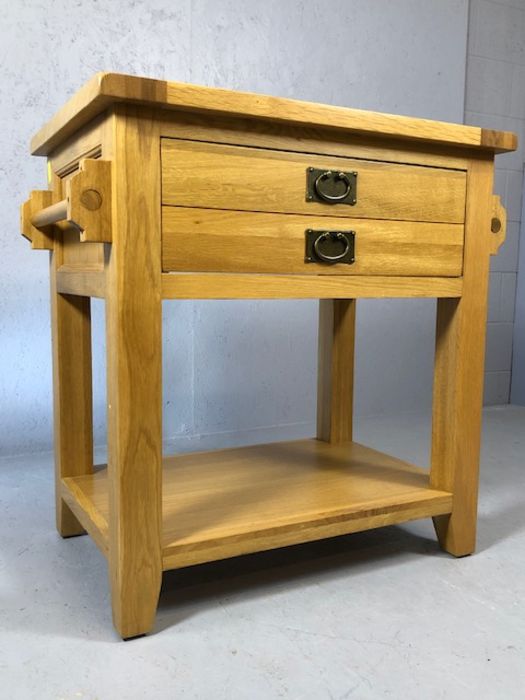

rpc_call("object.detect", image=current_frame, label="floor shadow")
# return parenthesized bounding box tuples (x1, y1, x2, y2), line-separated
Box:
(477, 500, 525, 551)
(155, 523, 441, 633)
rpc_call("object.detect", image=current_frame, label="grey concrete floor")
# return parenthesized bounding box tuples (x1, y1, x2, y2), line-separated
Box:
(1, 406, 524, 699)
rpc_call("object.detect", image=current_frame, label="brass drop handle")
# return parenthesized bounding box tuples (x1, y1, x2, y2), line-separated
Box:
(313, 231, 351, 263)
(314, 170, 352, 203)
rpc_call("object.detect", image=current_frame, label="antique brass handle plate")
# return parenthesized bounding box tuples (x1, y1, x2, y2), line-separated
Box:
(305, 229, 355, 265)
(306, 167, 357, 205)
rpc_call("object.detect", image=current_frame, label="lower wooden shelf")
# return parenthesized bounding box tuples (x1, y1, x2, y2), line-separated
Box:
(61, 439, 453, 570)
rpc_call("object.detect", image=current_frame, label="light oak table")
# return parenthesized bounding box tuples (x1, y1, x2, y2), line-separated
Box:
(21, 73, 517, 639)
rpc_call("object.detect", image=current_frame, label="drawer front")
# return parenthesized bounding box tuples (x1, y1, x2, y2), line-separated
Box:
(162, 207, 464, 276)
(161, 139, 467, 224)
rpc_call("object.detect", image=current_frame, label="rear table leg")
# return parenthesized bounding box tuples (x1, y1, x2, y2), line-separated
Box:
(49, 171, 94, 537)
(317, 298, 356, 443)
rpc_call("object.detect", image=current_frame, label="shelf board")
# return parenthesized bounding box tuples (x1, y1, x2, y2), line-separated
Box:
(61, 439, 452, 569)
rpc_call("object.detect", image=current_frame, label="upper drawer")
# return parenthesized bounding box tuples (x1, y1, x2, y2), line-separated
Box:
(161, 139, 466, 224)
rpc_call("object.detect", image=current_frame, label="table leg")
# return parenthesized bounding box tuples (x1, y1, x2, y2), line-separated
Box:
(105, 107, 163, 638)
(50, 162, 94, 537)
(430, 157, 494, 556)
(50, 238, 94, 537)
(317, 299, 356, 443)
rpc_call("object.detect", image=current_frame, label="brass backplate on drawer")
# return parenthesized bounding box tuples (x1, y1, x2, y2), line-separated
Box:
(305, 229, 355, 265)
(306, 167, 357, 205)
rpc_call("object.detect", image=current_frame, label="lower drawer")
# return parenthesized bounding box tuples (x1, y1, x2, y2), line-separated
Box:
(162, 207, 464, 276)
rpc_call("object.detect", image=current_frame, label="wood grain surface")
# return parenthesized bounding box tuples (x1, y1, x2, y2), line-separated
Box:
(161, 272, 463, 299)
(162, 207, 464, 276)
(62, 439, 453, 570)
(161, 139, 467, 224)
(31, 72, 517, 156)
(104, 107, 163, 638)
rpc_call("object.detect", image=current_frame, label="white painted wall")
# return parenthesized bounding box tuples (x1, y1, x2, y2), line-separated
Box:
(465, 0, 525, 405)
(0, 0, 469, 456)
(511, 182, 525, 404)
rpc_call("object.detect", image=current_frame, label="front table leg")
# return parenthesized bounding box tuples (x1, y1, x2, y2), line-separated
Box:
(105, 291, 163, 638)
(105, 108, 163, 638)
(430, 158, 494, 557)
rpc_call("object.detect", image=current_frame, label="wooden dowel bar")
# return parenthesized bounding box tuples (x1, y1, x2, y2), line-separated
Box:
(30, 199, 68, 229)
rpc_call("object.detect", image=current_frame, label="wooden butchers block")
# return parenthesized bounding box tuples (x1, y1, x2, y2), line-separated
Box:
(20, 73, 516, 638)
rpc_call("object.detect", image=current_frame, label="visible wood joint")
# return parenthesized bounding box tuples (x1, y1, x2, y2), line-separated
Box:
(489, 195, 506, 255)
(67, 158, 112, 242)
(56, 265, 106, 298)
(21, 159, 112, 248)
(20, 190, 54, 249)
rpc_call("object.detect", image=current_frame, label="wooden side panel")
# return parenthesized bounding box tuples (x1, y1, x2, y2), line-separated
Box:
(62, 236, 105, 267)
(49, 111, 106, 175)
(430, 157, 494, 556)
(105, 107, 163, 639)
(59, 164, 105, 269)
(162, 207, 464, 276)
(161, 139, 467, 224)
(46, 115, 114, 538)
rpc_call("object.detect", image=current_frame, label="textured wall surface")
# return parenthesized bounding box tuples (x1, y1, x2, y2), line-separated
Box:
(465, 0, 525, 404)
(0, 0, 469, 456)
(512, 187, 525, 403)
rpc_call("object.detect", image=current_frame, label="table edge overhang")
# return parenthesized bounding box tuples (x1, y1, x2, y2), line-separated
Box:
(30, 72, 518, 157)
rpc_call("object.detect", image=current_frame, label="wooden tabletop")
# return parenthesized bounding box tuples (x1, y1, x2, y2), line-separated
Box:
(31, 72, 518, 156)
